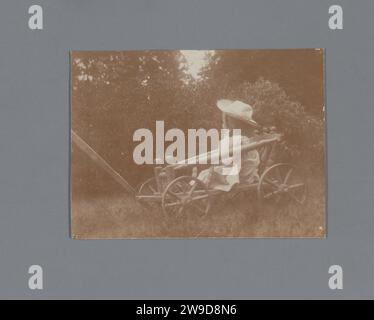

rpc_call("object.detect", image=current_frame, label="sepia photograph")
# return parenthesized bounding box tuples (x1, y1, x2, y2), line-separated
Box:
(71, 49, 325, 238)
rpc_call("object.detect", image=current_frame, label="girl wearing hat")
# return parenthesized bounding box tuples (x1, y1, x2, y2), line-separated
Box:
(197, 100, 260, 191)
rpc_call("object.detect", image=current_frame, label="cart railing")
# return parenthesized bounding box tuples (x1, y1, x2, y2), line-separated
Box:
(148, 133, 281, 194)
(168, 133, 281, 171)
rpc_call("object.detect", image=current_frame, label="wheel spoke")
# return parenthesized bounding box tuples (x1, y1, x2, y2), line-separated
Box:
(191, 194, 209, 201)
(164, 201, 181, 207)
(188, 181, 198, 196)
(174, 182, 181, 192)
(283, 168, 293, 184)
(167, 191, 181, 200)
(287, 183, 305, 190)
(181, 181, 189, 193)
(177, 205, 185, 216)
(263, 193, 273, 199)
(264, 189, 281, 199)
(264, 178, 280, 188)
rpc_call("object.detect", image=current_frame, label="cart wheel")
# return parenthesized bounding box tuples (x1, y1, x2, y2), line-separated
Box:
(138, 177, 158, 195)
(162, 176, 210, 218)
(257, 163, 307, 205)
(137, 177, 159, 210)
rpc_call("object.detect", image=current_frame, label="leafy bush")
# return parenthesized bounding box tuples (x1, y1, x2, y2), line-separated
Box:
(226, 78, 325, 170)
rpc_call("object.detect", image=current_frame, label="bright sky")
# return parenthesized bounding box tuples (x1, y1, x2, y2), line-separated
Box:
(180, 50, 214, 79)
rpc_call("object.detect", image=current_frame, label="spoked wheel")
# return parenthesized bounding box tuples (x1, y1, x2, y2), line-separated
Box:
(162, 176, 211, 219)
(137, 177, 159, 210)
(257, 163, 307, 205)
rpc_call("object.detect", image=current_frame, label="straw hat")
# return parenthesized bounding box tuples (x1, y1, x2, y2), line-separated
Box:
(217, 99, 259, 127)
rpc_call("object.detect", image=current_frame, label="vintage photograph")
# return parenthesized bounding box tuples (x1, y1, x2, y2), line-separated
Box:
(71, 49, 325, 238)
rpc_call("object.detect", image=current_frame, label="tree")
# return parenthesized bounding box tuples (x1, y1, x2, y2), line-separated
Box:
(71, 50, 188, 193)
(201, 49, 325, 119)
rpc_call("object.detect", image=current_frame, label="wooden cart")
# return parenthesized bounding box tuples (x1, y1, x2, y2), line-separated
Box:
(136, 131, 307, 218)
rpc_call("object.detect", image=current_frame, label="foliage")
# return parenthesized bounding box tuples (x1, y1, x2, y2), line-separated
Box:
(200, 49, 325, 120)
(71, 50, 325, 196)
(71, 51, 188, 191)
(226, 78, 325, 167)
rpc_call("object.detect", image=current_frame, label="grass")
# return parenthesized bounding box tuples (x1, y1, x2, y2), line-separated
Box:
(71, 175, 325, 239)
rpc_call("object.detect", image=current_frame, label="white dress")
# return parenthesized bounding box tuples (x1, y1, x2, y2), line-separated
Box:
(197, 135, 260, 192)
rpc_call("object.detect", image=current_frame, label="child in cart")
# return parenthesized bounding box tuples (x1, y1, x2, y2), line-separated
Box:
(197, 99, 261, 192)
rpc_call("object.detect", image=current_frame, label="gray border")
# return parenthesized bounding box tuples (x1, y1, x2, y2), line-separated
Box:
(0, 0, 373, 299)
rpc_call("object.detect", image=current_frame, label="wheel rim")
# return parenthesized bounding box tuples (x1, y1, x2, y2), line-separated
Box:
(138, 177, 158, 195)
(258, 163, 307, 205)
(137, 177, 160, 210)
(162, 176, 210, 219)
